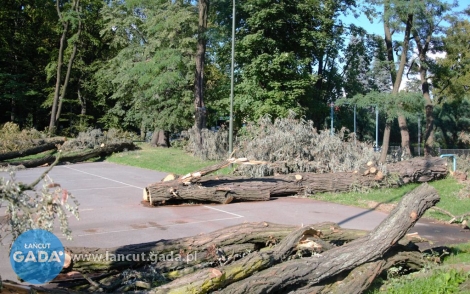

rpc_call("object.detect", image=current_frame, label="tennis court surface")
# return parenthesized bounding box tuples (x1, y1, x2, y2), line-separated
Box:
(1, 162, 467, 281)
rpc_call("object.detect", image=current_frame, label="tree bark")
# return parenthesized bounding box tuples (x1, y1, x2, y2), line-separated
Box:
(0, 142, 135, 168)
(412, 18, 435, 156)
(55, 0, 81, 127)
(296, 250, 425, 294)
(0, 137, 66, 161)
(145, 157, 447, 206)
(217, 183, 439, 293)
(383, 10, 414, 159)
(194, 0, 208, 133)
(62, 222, 368, 275)
(379, 121, 391, 164)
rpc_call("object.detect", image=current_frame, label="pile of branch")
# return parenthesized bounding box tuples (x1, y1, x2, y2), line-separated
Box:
(0, 142, 135, 168)
(2, 183, 440, 293)
(143, 157, 448, 206)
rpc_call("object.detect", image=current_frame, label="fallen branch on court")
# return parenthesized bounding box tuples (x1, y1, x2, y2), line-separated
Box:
(144, 157, 447, 205)
(0, 137, 66, 161)
(0, 142, 135, 168)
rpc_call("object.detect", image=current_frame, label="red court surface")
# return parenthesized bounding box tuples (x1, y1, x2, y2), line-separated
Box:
(1, 162, 468, 281)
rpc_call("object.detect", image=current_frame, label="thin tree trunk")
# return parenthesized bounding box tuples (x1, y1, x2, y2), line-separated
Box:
(194, 0, 208, 137)
(384, 8, 413, 159)
(412, 10, 435, 156)
(379, 121, 391, 163)
(55, 1, 82, 127)
(49, 0, 70, 135)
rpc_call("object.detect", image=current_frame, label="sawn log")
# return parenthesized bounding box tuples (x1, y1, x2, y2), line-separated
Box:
(144, 157, 447, 205)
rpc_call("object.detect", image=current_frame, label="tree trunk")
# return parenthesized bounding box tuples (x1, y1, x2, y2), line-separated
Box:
(379, 121, 391, 163)
(412, 18, 435, 157)
(384, 11, 413, 160)
(150, 129, 170, 148)
(194, 0, 208, 132)
(0, 142, 135, 168)
(215, 183, 439, 293)
(55, 0, 81, 128)
(0, 137, 66, 161)
(144, 157, 447, 205)
(296, 250, 425, 294)
(49, 0, 71, 135)
(62, 222, 344, 273)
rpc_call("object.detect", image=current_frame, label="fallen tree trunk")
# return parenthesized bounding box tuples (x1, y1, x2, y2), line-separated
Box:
(0, 142, 135, 168)
(144, 157, 447, 205)
(216, 183, 439, 293)
(62, 222, 365, 274)
(0, 137, 66, 161)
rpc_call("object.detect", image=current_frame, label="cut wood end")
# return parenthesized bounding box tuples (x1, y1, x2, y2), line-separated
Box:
(295, 174, 303, 180)
(63, 251, 72, 269)
(143, 188, 149, 202)
(223, 195, 234, 204)
(209, 268, 223, 278)
(410, 211, 418, 220)
(162, 173, 177, 182)
(235, 157, 248, 163)
(192, 172, 202, 178)
(367, 161, 375, 167)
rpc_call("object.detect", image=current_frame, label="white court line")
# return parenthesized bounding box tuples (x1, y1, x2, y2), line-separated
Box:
(203, 205, 244, 218)
(61, 166, 142, 190)
(62, 215, 244, 238)
(68, 186, 131, 191)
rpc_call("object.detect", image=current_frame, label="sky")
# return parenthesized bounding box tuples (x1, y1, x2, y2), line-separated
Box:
(339, 0, 469, 91)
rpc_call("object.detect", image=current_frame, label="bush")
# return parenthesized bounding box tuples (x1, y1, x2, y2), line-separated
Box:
(184, 126, 229, 160)
(0, 122, 44, 153)
(61, 128, 136, 151)
(185, 112, 379, 177)
(233, 113, 379, 177)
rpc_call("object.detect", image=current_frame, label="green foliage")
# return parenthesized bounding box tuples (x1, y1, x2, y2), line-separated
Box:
(234, 112, 379, 177)
(434, 97, 470, 148)
(0, 122, 44, 153)
(337, 91, 424, 123)
(61, 128, 136, 151)
(95, 0, 196, 133)
(0, 167, 80, 244)
(219, 0, 353, 124)
(433, 14, 470, 104)
(185, 126, 229, 161)
(371, 268, 469, 294)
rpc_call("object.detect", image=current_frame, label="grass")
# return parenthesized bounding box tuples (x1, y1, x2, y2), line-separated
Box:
(310, 177, 469, 223)
(106, 143, 234, 175)
(107, 143, 470, 223)
(367, 241, 470, 294)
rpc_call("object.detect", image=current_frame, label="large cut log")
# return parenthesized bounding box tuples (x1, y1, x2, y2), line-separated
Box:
(62, 222, 365, 274)
(216, 183, 439, 293)
(145, 157, 447, 205)
(0, 142, 135, 168)
(151, 225, 334, 293)
(296, 249, 425, 294)
(0, 137, 66, 161)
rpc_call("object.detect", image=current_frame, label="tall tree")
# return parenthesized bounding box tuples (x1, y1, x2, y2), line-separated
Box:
(382, 1, 413, 160)
(96, 0, 197, 137)
(0, 0, 56, 127)
(410, 0, 457, 156)
(48, 0, 82, 134)
(195, 0, 209, 135)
